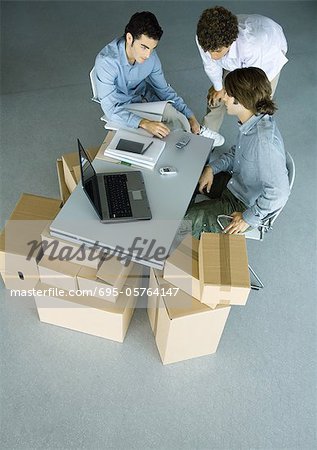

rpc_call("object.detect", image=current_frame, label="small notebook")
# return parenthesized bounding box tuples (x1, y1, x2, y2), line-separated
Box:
(116, 139, 145, 154)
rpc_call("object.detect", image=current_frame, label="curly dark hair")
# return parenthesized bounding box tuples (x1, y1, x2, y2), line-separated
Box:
(197, 6, 238, 52)
(224, 68, 277, 115)
(125, 11, 163, 42)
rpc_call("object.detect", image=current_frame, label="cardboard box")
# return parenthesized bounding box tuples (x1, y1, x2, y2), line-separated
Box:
(199, 233, 250, 308)
(56, 159, 71, 204)
(62, 147, 98, 193)
(38, 255, 80, 291)
(40, 223, 104, 269)
(0, 194, 62, 290)
(95, 131, 116, 160)
(33, 264, 142, 342)
(149, 269, 231, 365)
(163, 235, 200, 300)
(77, 259, 134, 302)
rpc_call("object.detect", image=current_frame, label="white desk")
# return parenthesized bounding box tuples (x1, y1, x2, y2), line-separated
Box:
(50, 131, 213, 269)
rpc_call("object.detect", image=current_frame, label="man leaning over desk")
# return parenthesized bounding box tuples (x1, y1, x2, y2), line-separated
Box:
(93, 11, 201, 139)
(183, 67, 290, 239)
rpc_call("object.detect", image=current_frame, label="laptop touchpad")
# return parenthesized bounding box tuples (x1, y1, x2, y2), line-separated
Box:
(132, 190, 143, 200)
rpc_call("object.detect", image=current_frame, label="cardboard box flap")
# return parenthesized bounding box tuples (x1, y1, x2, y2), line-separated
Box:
(39, 255, 80, 277)
(62, 152, 79, 171)
(96, 257, 133, 285)
(200, 233, 250, 290)
(77, 265, 110, 285)
(153, 269, 211, 319)
(166, 235, 199, 279)
(56, 159, 71, 204)
(1, 194, 62, 260)
(36, 264, 142, 313)
(73, 165, 81, 183)
(8, 193, 62, 221)
(62, 148, 98, 170)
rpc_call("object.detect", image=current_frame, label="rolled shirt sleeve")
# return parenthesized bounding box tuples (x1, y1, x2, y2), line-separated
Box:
(209, 145, 236, 174)
(146, 54, 194, 118)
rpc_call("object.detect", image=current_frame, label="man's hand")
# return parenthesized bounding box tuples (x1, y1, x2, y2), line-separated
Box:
(198, 166, 214, 194)
(223, 212, 249, 234)
(207, 86, 225, 108)
(139, 119, 170, 138)
(188, 115, 200, 134)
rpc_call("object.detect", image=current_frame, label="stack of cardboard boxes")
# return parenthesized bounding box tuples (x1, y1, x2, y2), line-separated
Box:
(0, 148, 143, 343)
(148, 233, 250, 364)
(1, 137, 251, 364)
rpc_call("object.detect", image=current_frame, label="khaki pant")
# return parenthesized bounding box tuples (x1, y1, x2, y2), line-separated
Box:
(203, 71, 281, 132)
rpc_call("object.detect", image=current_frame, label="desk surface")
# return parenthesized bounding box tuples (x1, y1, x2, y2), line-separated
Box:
(50, 131, 213, 269)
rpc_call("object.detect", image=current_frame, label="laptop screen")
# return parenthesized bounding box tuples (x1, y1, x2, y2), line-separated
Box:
(77, 139, 102, 217)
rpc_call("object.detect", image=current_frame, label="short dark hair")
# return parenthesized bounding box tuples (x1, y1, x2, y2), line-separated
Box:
(124, 11, 163, 42)
(197, 6, 238, 52)
(224, 68, 277, 115)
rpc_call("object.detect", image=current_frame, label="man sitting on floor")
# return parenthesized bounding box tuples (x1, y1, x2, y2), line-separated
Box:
(184, 67, 290, 239)
(93, 11, 202, 139)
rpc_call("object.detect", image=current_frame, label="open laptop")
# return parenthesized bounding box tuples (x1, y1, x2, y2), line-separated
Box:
(78, 139, 152, 223)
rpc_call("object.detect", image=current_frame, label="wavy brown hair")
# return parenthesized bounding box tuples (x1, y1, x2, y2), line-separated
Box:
(224, 68, 277, 115)
(197, 6, 238, 52)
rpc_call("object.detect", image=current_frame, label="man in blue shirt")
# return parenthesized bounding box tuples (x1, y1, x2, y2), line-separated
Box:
(94, 11, 201, 138)
(183, 67, 290, 238)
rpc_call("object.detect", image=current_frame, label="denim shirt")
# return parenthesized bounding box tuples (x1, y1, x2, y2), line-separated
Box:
(209, 114, 290, 228)
(94, 38, 193, 128)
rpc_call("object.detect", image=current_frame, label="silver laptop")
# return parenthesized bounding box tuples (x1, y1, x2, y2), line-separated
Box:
(78, 139, 152, 223)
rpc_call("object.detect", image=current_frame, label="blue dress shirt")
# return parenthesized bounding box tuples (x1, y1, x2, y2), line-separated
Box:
(209, 114, 290, 228)
(94, 38, 193, 128)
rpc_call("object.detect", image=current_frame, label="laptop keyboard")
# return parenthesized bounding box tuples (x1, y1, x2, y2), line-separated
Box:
(104, 174, 133, 218)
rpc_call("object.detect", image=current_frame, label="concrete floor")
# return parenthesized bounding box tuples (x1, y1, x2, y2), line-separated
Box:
(1, 1, 316, 449)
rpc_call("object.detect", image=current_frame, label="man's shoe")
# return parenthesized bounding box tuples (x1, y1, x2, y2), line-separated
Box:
(199, 126, 225, 147)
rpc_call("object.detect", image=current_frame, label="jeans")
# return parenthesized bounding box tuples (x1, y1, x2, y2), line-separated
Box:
(178, 173, 247, 240)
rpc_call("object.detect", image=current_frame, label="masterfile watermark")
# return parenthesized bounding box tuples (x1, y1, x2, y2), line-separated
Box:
(26, 236, 169, 268)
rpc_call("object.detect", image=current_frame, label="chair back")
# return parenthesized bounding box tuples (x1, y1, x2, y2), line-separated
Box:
(89, 67, 100, 103)
(286, 151, 295, 191)
(267, 151, 295, 229)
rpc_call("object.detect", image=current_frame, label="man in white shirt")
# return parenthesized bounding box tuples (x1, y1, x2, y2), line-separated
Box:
(196, 6, 288, 131)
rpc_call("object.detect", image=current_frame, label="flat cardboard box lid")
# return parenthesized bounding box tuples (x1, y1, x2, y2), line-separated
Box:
(153, 269, 213, 319)
(165, 235, 199, 279)
(200, 233, 250, 289)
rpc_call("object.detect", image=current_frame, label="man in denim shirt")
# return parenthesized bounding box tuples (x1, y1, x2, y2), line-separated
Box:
(94, 11, 200, 138)
(184, 67, 290, 238)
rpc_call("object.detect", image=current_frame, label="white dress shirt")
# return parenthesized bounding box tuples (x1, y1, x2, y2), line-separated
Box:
(196, 14, 288, 91)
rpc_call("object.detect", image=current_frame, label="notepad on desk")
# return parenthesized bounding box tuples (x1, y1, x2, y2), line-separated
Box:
(105, 130, 166, 169)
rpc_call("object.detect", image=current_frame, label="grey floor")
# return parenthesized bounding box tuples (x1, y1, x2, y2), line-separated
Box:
(1, 1, 316, 449)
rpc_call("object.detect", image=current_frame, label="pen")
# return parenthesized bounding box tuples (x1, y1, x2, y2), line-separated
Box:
(143, 140, 153, 152)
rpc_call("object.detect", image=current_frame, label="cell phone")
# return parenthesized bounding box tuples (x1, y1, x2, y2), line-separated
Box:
(176, 136, 191, 149)
(159, 166, 177, 175)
